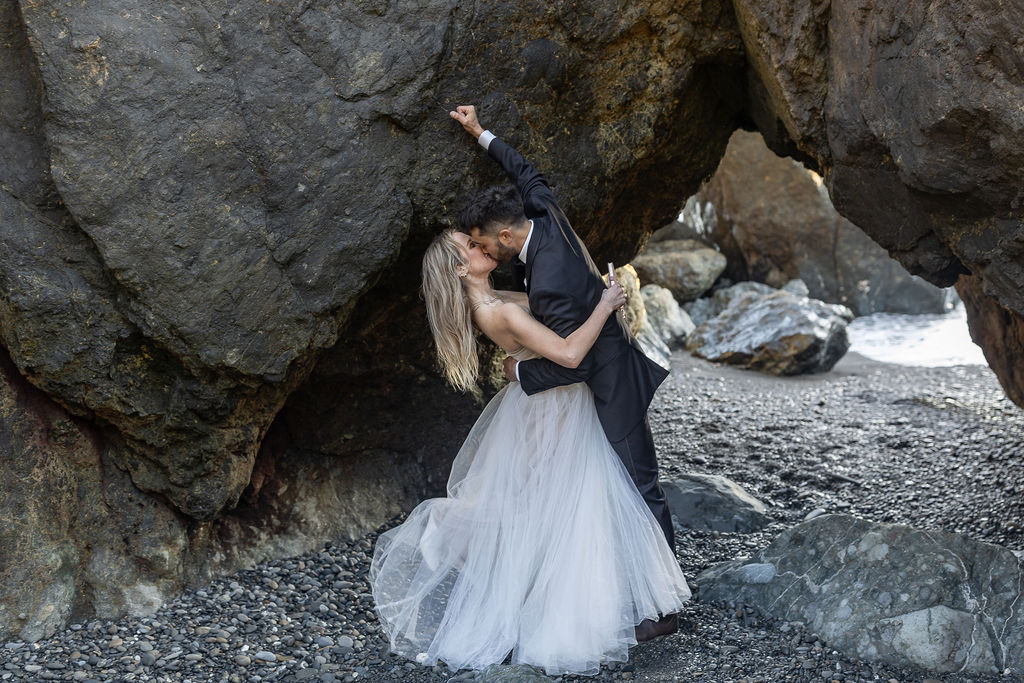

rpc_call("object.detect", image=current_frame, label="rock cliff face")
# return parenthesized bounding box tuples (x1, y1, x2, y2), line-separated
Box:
(733, 0, 1024, 389)
(0, 0, 746, 640)
(700, 131, 955, 316)
(1, 0, 1022, 641)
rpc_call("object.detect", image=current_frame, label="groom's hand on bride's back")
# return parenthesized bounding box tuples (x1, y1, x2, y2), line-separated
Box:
(503, 356, 518, 382)
(450, 105, 484, 140)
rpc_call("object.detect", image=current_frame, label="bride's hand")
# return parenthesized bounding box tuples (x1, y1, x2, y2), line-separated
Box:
(600, 281, 627, 312)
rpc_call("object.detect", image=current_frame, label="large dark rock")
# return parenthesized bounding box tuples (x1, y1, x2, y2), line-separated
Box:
(697, 514, 1022, 675)
(735, 0, 1024, 403)
(0, 0, 748, 635)
(700, 130, 955, 316)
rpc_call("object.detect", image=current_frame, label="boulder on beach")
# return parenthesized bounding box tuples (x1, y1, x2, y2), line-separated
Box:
(686, 289, 853, 375)
(631, 239, 727, 303)
(699, 130, 956, 316)
(685, 281, 778, 328)
(640, 284, 695, 349)
(696, 513, 1022, 675)
(662, 473, 771, 533)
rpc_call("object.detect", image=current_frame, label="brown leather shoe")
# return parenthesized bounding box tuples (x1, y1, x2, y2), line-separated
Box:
(634, 613, 678, 642)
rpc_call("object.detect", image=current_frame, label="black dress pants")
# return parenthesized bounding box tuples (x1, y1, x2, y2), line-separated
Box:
(608, 414, 675, 554)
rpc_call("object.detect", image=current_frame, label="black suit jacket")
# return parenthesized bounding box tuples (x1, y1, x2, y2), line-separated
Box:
(487, 137, 669, 442)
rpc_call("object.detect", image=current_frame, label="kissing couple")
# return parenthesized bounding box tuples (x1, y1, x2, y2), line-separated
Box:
(369, 105, 691, 677)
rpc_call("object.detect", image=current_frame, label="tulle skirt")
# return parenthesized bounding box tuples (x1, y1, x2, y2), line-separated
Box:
(369, 382, 690, 676)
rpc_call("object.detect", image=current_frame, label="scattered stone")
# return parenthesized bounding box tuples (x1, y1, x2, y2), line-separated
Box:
(804, 507, 827, 522)
(663, 474, 771, 533)
(641, 284, 695, 348)
(474, 663, 555, 681)
(0, 352, 1020, 683)
(686, 290, 853, 375)
(632, 240, 727, 303)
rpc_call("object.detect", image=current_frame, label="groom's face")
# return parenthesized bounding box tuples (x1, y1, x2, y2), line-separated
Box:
(469, 226, 519, 264)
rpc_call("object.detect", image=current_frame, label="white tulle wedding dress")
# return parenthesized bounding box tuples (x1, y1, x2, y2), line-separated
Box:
(369, 346, 691, 676)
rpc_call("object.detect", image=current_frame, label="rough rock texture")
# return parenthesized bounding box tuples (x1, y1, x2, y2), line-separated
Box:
(637, 318, 671, 371)
(1, 0, 749, 635)
(648, 196, 718, 247)
(700, 131, 955, 316)
(957, 274, 1024, 409)
(632, 239, 728, 303)
(0, 344, 189, 643)
(735, 0, 1024, 402)
(686, 289, 853, 375)
(0, 325, 468, 643)
(662, 474, 770, 533)
(640, 284, 695, 348)
(696, 514, 1023, 675)
(3, 0, 745, 515)
(686, 281, 777, 328)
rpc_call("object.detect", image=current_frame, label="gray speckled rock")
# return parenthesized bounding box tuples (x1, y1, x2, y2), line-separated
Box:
(640, 284, 695, 348)
(662, 473, 770, 533)
(686, 289, 853, 375)
(696, 514, 1023, 675)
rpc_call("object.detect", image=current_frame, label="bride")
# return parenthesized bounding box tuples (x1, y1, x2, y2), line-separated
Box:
(368, 228, 691, 676)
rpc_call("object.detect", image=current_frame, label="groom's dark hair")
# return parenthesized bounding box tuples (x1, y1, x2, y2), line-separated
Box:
(458, 184, 526, 236)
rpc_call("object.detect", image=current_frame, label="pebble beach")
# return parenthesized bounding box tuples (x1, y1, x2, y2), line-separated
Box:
(3, 347, 1022, 683)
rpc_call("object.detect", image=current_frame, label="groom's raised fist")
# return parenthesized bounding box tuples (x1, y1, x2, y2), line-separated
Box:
(450, 105, 484, 140)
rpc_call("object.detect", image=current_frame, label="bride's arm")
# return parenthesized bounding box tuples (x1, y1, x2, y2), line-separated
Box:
(499, 283, 625, 368)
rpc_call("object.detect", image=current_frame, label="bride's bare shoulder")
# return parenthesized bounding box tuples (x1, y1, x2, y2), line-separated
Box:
(496, 290, 528, 305)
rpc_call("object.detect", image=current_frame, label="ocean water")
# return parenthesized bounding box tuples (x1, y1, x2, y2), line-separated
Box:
(847, 305, 987, 367)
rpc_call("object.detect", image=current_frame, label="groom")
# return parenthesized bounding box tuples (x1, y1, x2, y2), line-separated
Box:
(450, 105, 679, 642)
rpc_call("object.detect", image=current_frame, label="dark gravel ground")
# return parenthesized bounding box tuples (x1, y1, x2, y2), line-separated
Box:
(3, 351, 1022, 683)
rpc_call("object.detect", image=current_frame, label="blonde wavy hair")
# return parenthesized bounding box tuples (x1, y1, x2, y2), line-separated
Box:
(421, 229, 481, 397)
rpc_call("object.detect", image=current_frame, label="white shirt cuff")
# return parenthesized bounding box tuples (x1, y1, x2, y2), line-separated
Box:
(478, 130, 495, 150)
(514, 360, 520, 382)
